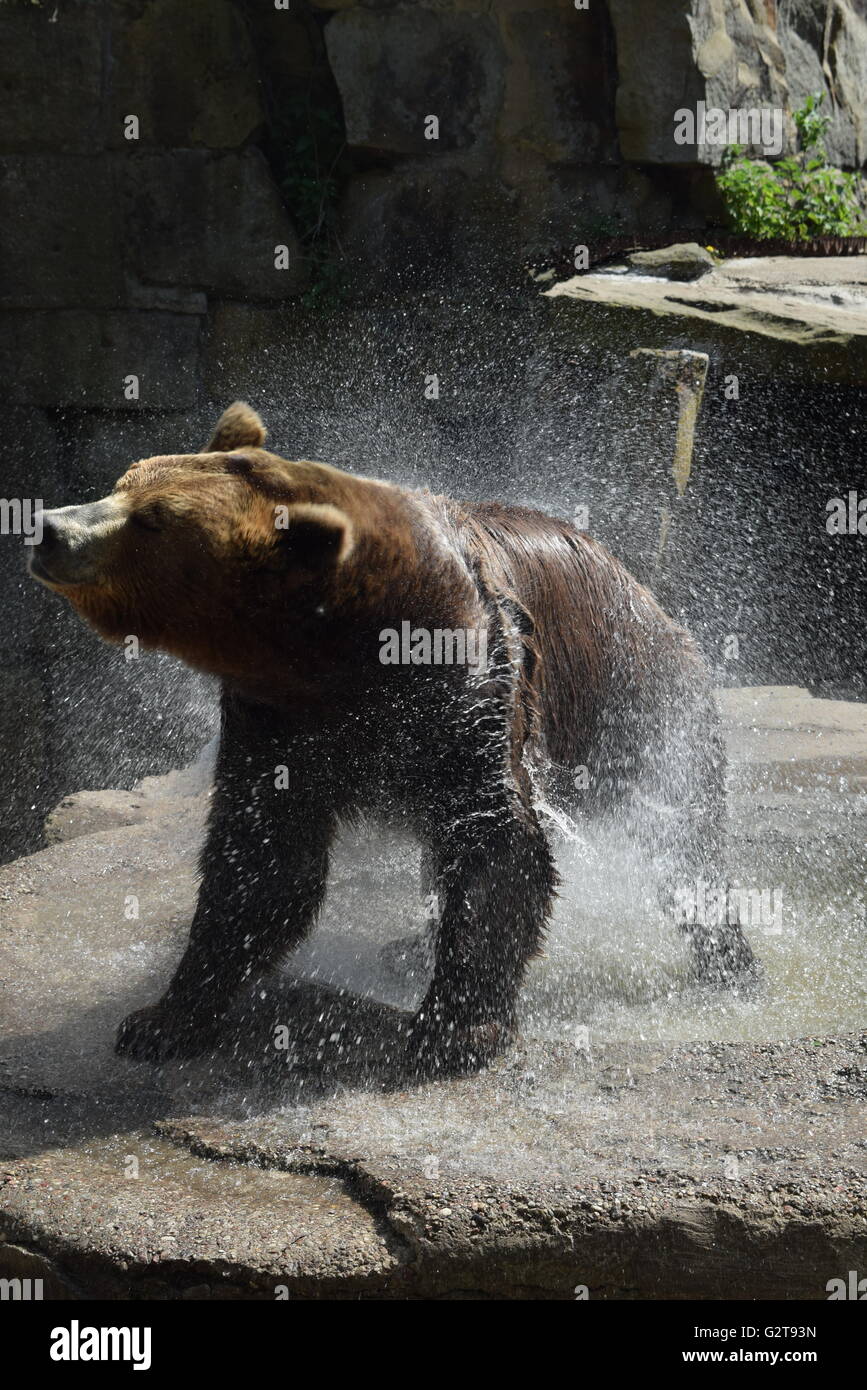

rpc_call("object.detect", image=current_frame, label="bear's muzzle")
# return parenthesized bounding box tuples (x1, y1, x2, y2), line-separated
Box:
(28, 498, 125, 587)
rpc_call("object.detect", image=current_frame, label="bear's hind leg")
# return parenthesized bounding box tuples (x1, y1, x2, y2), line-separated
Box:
(644, 720, 757, 986)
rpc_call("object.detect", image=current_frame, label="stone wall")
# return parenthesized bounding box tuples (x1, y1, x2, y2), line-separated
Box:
(612, 0, 867, 169)
(4, 0, 865, 403)
(320, 0, 867, 269)
(1, 0, 865, 860)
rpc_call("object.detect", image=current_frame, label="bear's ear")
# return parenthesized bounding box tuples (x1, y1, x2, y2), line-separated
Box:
(205, 401, 267, 453)
(272, 502, 354, 570)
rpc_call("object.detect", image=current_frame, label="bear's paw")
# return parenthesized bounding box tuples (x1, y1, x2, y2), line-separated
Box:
(115, 1003, 218, 1064)
(405, 1016, 511, 1079)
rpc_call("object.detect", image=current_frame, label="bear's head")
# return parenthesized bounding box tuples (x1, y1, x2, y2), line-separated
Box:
(28, 404, 365, 679)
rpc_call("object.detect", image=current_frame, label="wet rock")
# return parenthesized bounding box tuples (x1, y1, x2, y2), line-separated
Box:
(609, 0, 867, 171)
(0, 689, 866, 1295)
(202, 303, 298, 402)
(45, 792, 154, 846)
(336, 163, 481, 287)
(44, 738, 217, 845)
(625, 242, 716, 281)
(609, 0, 708, 165)
(0, 1242, 78, 1299)
(545, 256, 867, 386)
(781, 0, 867, 168)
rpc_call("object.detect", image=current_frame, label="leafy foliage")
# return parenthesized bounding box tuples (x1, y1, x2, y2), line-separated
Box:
(271, 91, 347, 309)
(716, 94, 867, 240)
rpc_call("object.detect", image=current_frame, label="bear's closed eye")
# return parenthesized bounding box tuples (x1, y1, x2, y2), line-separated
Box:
(130, 509, 162, 532)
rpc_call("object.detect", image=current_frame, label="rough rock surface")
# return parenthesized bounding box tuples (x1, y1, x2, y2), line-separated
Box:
(609, 0, 867, 169)
(626, 242, 717, 281)
(546, 254, 867, 384)
(1, 688, 865, 1299)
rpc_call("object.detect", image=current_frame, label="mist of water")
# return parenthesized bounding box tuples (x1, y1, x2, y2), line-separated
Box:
(27, 294, 866, 1048)
(283, 801, 867, 1047)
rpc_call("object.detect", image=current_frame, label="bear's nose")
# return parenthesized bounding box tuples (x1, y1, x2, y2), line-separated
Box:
(28, 498, 124, 586)
(34, 512, 61, 553)
(29, 510, 74, 583)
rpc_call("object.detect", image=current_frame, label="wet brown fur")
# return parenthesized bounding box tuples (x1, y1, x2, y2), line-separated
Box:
(453, 499, 713, 784)
(35, 402, 753, 1075)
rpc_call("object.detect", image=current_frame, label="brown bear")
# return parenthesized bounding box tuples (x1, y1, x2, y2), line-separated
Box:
(29, 402, 754, 1074)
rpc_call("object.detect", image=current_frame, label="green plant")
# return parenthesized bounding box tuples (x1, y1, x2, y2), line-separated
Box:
(716, 93, 867, 240)
(270, 91, 347, 309)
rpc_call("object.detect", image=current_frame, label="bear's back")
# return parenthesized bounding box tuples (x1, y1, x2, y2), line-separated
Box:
(456, 499, 707, 772)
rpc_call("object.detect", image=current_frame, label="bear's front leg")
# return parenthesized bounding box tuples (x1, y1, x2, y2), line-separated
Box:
(406, 808, 557, 1077)
(116, 698, 339, 1063)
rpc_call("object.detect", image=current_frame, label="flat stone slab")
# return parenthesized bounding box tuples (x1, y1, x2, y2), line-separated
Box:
(545, 257, 867, 384)
(1, 687, 866, 1298)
